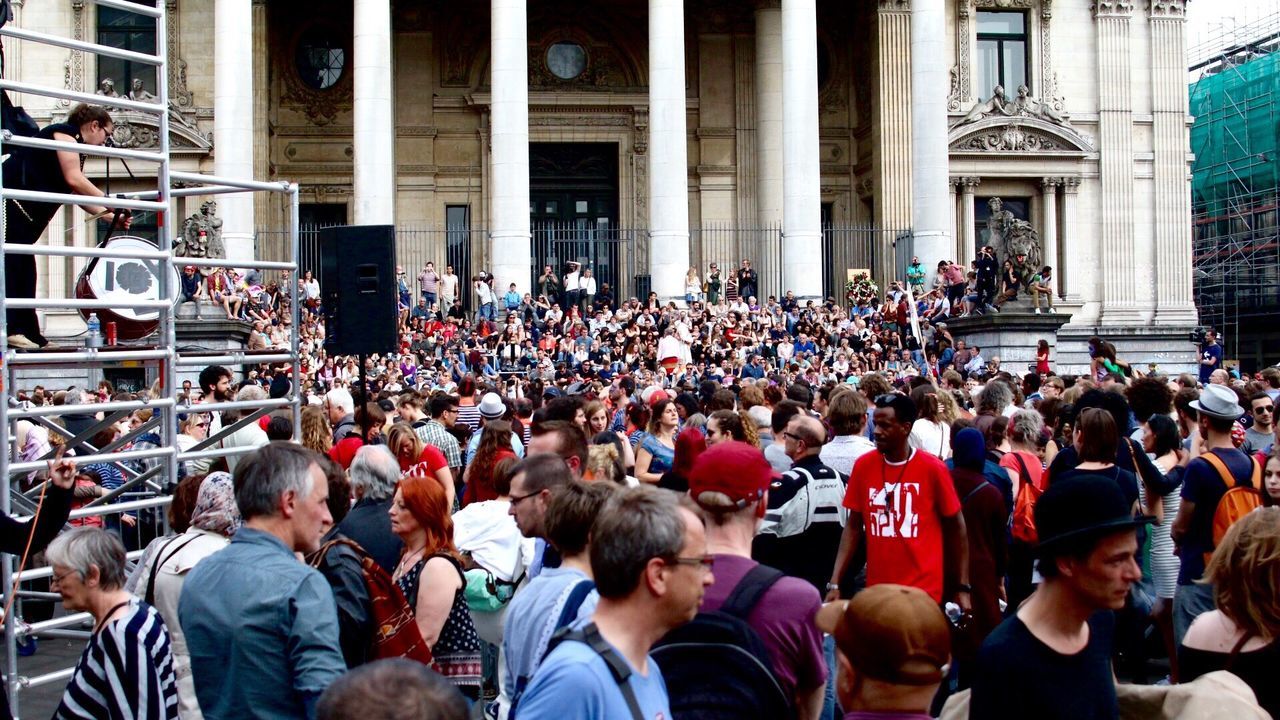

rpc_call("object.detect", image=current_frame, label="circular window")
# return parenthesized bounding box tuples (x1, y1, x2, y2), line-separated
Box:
(296, 28, 345, 90)
(546, 42, 587, 80)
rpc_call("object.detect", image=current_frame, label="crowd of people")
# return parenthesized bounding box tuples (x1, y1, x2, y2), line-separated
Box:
(7, 249, 1280, 720)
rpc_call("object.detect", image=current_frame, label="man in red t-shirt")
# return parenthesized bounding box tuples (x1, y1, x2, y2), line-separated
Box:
(826, 393, 971, 614)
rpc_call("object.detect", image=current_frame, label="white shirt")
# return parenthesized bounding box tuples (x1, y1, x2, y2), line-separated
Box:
(580, 276, 597, 295)
(564, 271, 581, 291)
(908, 419, 952, 459)
(820, 434, 876, 478)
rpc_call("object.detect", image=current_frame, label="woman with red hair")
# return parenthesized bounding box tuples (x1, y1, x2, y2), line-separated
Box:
(389, 474, 483, 698)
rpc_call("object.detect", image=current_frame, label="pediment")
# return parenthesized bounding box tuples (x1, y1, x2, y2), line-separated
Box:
(948, 117, 1094, 156)
(107, 111, 212, 156)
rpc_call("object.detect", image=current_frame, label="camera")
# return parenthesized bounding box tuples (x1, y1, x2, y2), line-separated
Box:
(1189, 326, 1209, 345)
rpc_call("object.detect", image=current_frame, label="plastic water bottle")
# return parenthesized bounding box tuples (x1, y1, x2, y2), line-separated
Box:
(86, 312, 102, 348)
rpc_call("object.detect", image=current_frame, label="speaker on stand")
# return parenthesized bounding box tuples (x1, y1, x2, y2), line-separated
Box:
(319, 225, 398, 414)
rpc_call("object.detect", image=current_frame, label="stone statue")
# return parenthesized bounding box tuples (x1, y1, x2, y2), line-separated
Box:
(128, 78, 157, 103)
(96, 78, 119, 98)
(985, 197, 1041, 286)
(958, 85, 1014, 125)
(176, 201, 225, 259)
(957, 85, 1073, 129)
(1014, 85, 1069, 126)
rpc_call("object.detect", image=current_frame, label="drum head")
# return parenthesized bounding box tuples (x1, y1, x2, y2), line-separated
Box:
(75, 236, 179, 340)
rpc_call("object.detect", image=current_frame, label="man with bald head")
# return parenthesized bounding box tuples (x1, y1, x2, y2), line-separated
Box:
(753, 414, 847, 594)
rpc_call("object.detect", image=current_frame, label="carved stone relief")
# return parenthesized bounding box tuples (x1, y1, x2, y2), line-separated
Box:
(1146, 0, 1186, 18)
(1092, 1, 1135, 17)
(954, 124, 1065, 152)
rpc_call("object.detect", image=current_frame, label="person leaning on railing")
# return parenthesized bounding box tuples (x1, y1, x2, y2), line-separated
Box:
(4, 103, 132, 349)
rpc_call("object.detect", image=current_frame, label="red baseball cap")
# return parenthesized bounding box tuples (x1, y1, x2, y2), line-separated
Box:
(687, 441, 778, 509)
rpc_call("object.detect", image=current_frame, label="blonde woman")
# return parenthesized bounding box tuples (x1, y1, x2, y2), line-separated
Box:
(685, 267, 702, 305)
(300, 405, 332, 455)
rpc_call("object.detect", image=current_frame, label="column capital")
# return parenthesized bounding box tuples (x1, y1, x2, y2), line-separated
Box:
(879, 0, 911, 13)
(1092, 1, 1134, 19)
(1146, 0, 1186, 19)
(1062, 176, 1081, 193)
(960, 176, 982, 191)
(1041, 176, 1063, 190)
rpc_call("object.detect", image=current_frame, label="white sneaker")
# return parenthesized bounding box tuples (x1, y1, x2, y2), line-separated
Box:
(7, 334, 38, 350)
(1049, 307, 1057, 314)
(1034, 308, 1041, 314)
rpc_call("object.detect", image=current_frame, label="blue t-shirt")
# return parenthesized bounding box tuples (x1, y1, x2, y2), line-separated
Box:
(1178, 447, 1255, 584)
(1199, 344, 1222, 383)
(516, 624, 671, 720)
(638, 433, 675, 475)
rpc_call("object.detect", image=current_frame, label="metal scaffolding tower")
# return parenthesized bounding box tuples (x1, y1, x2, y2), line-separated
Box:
(1189, 13, 1280, 368)
(0, 3, 301, 715)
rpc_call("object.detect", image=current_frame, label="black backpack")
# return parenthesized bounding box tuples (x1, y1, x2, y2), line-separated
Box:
(650, 564, 792, 720)
(0, 34, 39, 189)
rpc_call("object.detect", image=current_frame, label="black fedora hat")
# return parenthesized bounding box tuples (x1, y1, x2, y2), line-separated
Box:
(1035, 474, 1154, 553)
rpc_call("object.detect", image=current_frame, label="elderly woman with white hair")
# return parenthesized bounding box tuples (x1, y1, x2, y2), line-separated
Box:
(131, 473, 241, 719)
(49, 526, 179, 719)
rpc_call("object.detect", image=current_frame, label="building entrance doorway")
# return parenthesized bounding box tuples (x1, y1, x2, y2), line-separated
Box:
(529, 143, 626, 302)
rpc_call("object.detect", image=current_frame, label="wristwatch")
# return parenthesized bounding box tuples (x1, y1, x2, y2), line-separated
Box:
(825, 582, 840, 592)
(957, 583, 973, 593)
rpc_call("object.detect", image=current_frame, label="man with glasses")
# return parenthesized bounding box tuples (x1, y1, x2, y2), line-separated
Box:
(508, 453, 577, 579)
(1244, 392, 1275, 456)
(517, 486, 710, 720)
(420, 393, 463, 482)
(825, 394, 971, 624)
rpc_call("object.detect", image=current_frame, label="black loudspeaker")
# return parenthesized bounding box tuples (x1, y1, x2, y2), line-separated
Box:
(319, 225, 398, 357)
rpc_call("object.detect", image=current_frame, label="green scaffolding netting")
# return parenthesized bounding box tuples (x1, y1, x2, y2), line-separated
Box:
(1190, 51, 1280, 217)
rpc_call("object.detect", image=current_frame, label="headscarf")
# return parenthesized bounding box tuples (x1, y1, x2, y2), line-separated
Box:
(190, 472, 241, 537)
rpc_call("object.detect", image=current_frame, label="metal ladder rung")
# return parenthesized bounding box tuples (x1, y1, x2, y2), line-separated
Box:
(0, 187, 168, 211)
(4, 298, 172, 310)
(0, 26, 164, 66)
(1, 132, 168, 164)
(168, 170, 293, 194)
(1, 244, 171, 261)
(93, 0, 164, 17)
(0, 79, 166, 114)
(179, 257, 297, 271)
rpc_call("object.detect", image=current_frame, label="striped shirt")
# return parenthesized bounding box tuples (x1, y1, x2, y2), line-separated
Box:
(419, 418, 463, 469)
(56, 598, 179, 720)
(455, 403, 482, 433)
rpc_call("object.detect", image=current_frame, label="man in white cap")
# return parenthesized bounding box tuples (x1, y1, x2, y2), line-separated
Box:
(465, 391, 524, 465)
(1171, 383, 1262, 645)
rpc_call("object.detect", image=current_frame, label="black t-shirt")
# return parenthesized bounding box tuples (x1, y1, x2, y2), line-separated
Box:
(971, 611, 1118, 720)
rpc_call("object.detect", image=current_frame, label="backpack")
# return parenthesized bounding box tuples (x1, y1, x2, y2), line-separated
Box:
(1009, 452, 1043, 544)
(507, 579, 595, 717)
(523, 621, 645, 720)
(0, 38, 38, 189)
(649, 564, 792, 720)
(1198, 452, 1263, 565)
(309, 538, 433, 665)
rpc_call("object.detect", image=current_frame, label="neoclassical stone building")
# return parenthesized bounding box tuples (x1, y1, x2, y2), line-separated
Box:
(13, 0, 1198, 371)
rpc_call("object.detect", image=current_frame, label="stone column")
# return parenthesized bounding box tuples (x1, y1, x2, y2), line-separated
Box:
(649, 0, 691, 302)
(781, 0, 822, 298)
(948, 178, 958, 257)
(755, 1, 783, 229)
(873, 1, 913, 286)
(490, 0, 532, 292)
(1149, 0, 1196, 322)
(353, 0, 395, 225)
(1094, 1, 1139, 322)
(214, 0, 255, 262)
(959, 177, 979, 267)
(1041, 177, 1060, 294)
(910, 0, 950, 286)
(1061, 177, 1080, 301)
(252, 0, 272, 232)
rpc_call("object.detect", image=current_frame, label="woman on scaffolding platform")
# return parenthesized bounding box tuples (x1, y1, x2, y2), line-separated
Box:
(4, 103, 130, 349)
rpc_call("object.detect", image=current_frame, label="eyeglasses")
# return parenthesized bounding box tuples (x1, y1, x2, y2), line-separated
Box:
(509, 490, 541, 507)
(663, 555, 715, 573)
(50, 568, 78, 586)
